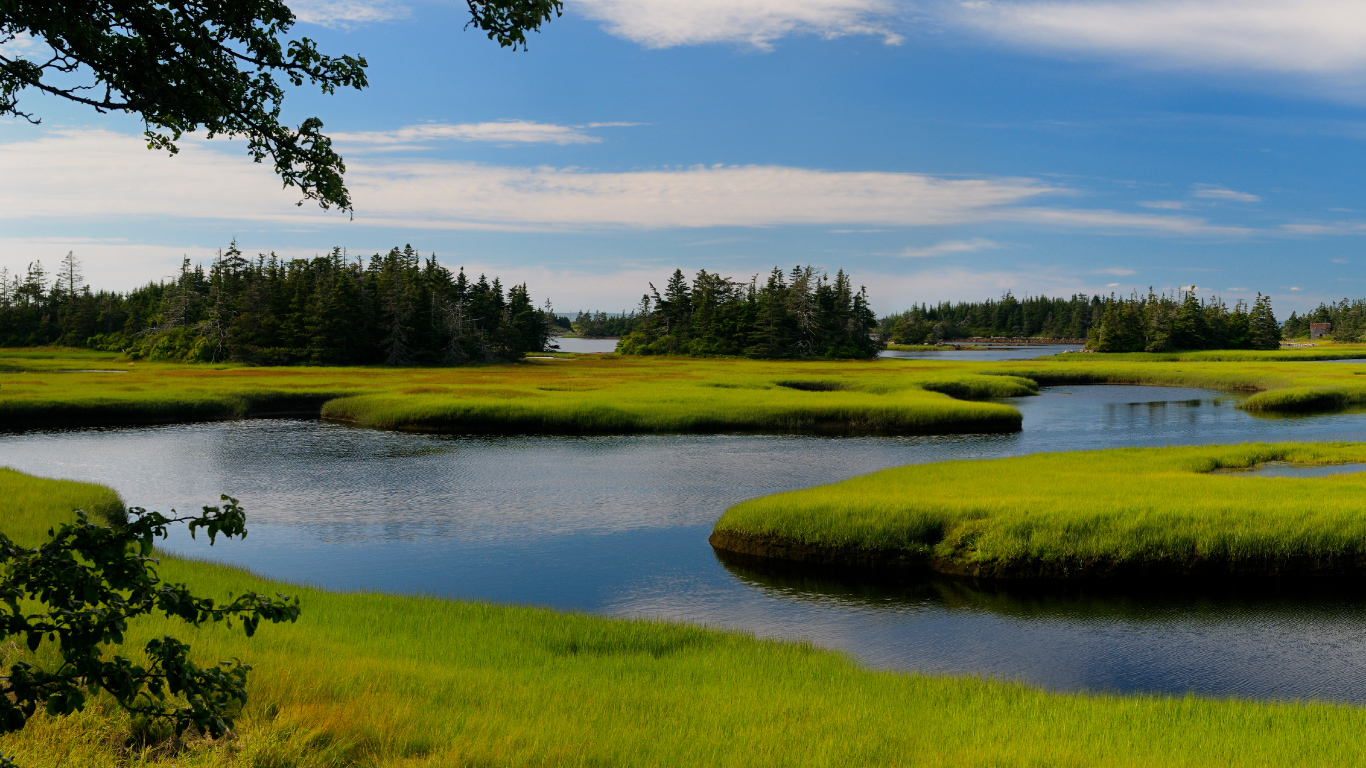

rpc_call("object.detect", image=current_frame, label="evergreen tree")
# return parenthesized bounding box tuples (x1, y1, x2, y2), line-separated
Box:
(0, 245, 553, 365)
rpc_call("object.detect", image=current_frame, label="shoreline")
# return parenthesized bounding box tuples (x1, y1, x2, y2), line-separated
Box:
(709, 529, 1366, 582)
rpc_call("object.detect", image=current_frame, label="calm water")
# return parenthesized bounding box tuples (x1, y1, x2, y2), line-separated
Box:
(8, 385, 1366, 701)
(879, 344, 1083, 361)
(552, 337, 619, 353)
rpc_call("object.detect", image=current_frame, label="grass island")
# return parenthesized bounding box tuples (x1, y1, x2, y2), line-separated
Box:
(713, 442, 1366, 580)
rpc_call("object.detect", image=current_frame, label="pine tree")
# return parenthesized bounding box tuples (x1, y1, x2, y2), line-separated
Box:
(1249, 293, 1281, 350)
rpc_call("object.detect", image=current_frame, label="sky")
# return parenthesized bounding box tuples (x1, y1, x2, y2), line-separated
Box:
(3, 0, 1366, 314)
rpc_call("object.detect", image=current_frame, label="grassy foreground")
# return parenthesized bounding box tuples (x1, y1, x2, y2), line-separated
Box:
(713, 443, 1366, 579)
(4, 470, 1366, 766)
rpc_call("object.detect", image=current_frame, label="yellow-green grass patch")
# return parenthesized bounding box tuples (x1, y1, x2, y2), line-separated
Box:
(713, 442, 1366, 579)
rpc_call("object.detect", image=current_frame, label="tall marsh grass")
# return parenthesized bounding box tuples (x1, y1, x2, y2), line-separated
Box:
(3, 469, 1366, 766)
(12, 349, 1366, 436)
(0, 352, 1030, 435)
(716, 442, 1366, 578)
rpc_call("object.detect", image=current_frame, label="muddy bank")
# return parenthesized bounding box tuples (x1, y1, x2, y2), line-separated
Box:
(708, 529, 1366, 582)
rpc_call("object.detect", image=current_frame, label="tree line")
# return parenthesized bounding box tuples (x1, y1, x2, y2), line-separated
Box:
(1284, 300, 1366, 341)
(879, 290, 1282, 352)
(1085, 291, 1280, 352)
(0, 245, 554, 365)
(879, 292, 1097, 343)
(570, 310, 639, 337)
(617, 266, 879, 359)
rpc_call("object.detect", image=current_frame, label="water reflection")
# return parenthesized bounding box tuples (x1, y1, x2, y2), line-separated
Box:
(6, 384, 1366, 701)
(716, 553, 1366, 701)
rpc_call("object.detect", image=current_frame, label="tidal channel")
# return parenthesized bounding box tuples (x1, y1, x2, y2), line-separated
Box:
(5, 385, 1366, 702)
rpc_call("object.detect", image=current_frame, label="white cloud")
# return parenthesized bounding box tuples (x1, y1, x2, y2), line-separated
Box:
(570, 0, 903, 49)
(996, 206, 1251, 235)
(897, 238, 999, 257)
(0, 129, 1057, 230)
(0, 129, 1242, 237)
(954, 0, 1366, 75)
(0, 238, 242, 293)
(289, 0, 407, 27)
(1192, 184, 1261, 202)
(332, 121, 604, 147)
(1139, 200, 1187, 210)
(0, 31, 37, 56)
(1093, 267, 1135, 275)
(868, 266, 1127, 308)
(1281, 221, 1366, 235)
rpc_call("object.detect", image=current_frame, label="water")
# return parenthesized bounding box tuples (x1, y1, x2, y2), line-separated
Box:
(552, 337, 619, 353)
(8, 385, 1366, 701)
(879, 344, 1083, 361)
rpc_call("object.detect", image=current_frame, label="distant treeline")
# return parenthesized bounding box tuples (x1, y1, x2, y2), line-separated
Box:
(0, 244, 554, 365)
(1087, 292, 1279, 352)
(618, 266, 879, 359)
(571, 310, 638, 337)
(879, 293, 1097, 344)
(879, 290, 1281, 352)
(1285, 301, 1366, 341)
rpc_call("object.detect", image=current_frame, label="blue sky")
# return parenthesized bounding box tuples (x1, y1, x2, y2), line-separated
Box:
(4, 0, 1366, 314)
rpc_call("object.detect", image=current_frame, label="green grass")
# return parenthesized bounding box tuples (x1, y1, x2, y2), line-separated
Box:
(13, 347, 1366, 437)
(714, 442, 1366, 579)
(5, 469, 1366, 766)
(0, 351, 1031, 435)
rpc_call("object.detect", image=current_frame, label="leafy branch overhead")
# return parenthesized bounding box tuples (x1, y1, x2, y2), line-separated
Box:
(0, 0, 562, 212)
(0, 496, 298, 756)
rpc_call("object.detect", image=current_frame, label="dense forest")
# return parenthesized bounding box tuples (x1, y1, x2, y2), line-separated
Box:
(0, 245, 554, 364)
(1086, 291, 1280, 352)
(1284, 300, 1366, 341)
(617, 266, 879, 359)
(879, 293, 1097, 343)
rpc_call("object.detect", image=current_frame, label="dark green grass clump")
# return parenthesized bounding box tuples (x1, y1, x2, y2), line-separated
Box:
(713, 443, 1366, 579)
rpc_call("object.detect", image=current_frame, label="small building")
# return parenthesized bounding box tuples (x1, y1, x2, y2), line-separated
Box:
(1310, 322, 1332, 340)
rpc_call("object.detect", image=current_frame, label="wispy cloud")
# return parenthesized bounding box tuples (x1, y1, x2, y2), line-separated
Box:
(1281, 221, 1366, 235)
(0, 31, 37, 56)
(570, 0, 903, 50)
(332, 121, 609, 147)
(289, 0, 407, 28)
(996, 206, 1252, 236)
(897, 238, 999, 257)
(1139, 200, 1187, 210)
(0, 129, 1248, 236)
(867, 265, 1131, 309)
(1093, 267, 1135, 275)
(1192, 184, 1261, 202)
(952, 0, 1366, 76)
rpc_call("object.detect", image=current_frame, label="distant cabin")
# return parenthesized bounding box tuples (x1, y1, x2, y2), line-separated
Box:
(1310, 322, 1332, 340)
